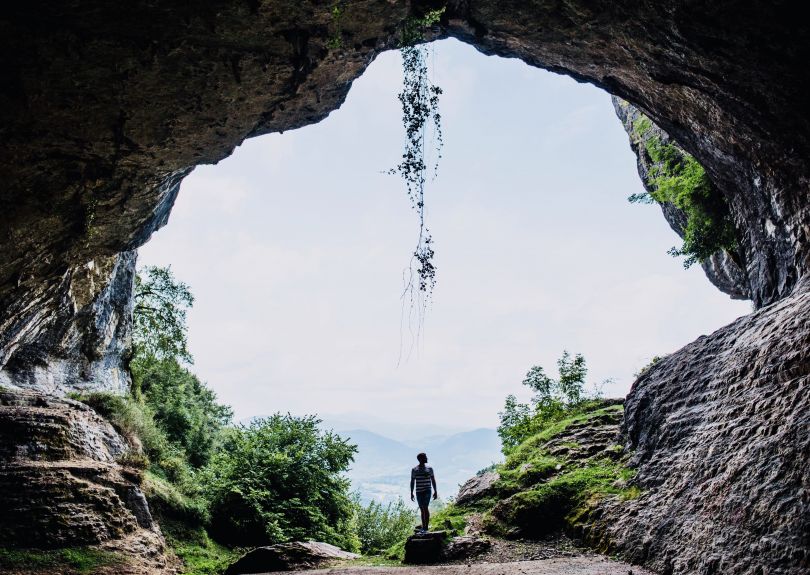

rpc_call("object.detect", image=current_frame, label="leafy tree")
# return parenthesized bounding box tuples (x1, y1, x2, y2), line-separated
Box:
(133, 265, 194, 364)
(136, 357, 232, 468)
(201, 415, 359, 550)
(498, 351, 593, 453)
(353, 497, 416, 555)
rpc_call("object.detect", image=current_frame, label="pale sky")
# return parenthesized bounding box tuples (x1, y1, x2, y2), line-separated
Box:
(138, 39, 750, 435)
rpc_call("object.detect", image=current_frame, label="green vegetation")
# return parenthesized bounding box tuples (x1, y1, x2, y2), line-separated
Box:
(69, 266, 368, 573)
(354, 498, 416, 555)
(497, 350, 603, 453)
(390, 7, 445, 316)
(326, 2, 343, 50)
(0, 547, 122, 573)
(379, 354, 637, 554)
(628, 113, 738, 268)
(162, 523, 240, 575)
(201, 415, 358, 550)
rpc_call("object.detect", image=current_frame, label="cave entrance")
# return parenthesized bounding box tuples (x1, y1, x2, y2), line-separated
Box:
(136, 39, 749, 502)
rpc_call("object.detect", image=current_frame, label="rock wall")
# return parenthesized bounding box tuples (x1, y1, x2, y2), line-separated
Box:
(1, 1, 809, 390)
(612, 98, 750, 301)
(588, 281, 810, 574)
(0, 389, 167, 563)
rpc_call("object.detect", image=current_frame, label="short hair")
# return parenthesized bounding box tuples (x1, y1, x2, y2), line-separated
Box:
(416, 452, 427, 463)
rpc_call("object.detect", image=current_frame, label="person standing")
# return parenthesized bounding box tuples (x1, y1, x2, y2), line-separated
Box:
(410, 452, 438, 532)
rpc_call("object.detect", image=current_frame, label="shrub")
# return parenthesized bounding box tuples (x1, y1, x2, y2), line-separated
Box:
(498, 351, 603, 453)
(201, 415, 358, 550)
(72, 392, 169, 462)
(354, 498, 416, 555)
(629, 114, 738, 267)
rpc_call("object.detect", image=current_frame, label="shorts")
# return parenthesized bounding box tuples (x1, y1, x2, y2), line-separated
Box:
(416, 490, 432, 508)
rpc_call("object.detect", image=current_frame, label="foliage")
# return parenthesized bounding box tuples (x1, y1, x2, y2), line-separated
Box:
(135, 355, 232, 468)
(389, 8, 445, 326)
(201, 414, 359, 550)
(628, 114, 738, 267)
(133, 265, 194, 365)
(485, 461, 635, 538)
(162, 522, 241, 575)
(498, 351, 600, 453)
(326, 2, 343, 50)
(70, 391, 170, 464)
(0, 547, 121, 573)
(634, 354, 666, 378)
(353, 497, 416, 554)
(143, 471, 209, 526)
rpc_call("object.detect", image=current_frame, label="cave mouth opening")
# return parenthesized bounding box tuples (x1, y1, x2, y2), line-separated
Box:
(134, 39, 750, 469)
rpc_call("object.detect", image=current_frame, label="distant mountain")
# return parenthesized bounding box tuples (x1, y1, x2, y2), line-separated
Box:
(342, 428, 502, 504)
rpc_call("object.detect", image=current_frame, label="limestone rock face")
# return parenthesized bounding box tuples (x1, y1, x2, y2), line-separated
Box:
(225, 541, 359, 574)
(0, 390, 159, 549)
(456, 471, 500, 506)
(0, 251, 136, 395)
(591, 282, 810, 574)
(612, 99, 751, 301)
(1, 0, 809, 389)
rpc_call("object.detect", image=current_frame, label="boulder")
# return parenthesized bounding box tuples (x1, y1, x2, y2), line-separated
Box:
(403, 531, 447, 565)
(225, 541, 359, 574)
(456, 471, 499, 506)
(443, 535, 491, 560)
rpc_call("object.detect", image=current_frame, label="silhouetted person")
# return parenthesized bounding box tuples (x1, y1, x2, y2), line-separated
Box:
(410, 452, 438, 532)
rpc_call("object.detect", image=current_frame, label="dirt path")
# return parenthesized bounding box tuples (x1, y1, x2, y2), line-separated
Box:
(282, 556, 652, 575)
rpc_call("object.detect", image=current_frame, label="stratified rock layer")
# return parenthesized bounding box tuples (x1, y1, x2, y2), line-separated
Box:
(0, 391, 160, 550)
(592, 282, 810, 574)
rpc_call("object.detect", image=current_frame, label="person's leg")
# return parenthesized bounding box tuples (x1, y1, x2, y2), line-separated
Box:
(420, 505, 427, 530)
(424, 506, 430, 531)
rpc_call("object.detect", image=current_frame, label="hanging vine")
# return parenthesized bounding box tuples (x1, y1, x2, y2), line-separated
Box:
(388, 8, 445, 333)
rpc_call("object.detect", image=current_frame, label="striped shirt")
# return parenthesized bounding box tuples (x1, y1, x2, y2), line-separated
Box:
(411, 464, 435, 493)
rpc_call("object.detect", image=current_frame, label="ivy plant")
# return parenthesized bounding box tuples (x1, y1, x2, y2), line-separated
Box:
(388, 8, 445, 322)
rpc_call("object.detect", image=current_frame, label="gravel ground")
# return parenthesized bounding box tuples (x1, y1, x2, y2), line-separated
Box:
(283, 556, 653, 575)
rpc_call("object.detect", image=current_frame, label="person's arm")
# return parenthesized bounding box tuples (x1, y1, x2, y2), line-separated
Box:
(430, 468, 438, 500)
(410, 469, 415, 501)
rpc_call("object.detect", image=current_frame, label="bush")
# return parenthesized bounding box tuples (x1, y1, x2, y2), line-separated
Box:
(0, 547, 122, 573)
(72, 392, 170, 462)
(134, 355, 232, 469)
(354, 498, 416, 555)
(498, 351, 602, 453)
(201, 415, 358, 550)
(629, 114, 738, 267)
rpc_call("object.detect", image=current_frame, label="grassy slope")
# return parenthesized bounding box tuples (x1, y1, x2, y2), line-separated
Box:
(388, 401, 638, 552)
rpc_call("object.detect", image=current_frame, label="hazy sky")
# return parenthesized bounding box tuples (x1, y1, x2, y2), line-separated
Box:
(139, 39, 750, 434)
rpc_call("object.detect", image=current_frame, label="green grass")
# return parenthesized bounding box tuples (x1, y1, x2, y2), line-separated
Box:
(0, 547, 122, 573)
(342, 555, 405, 567)
(501, 403, 622, 470)
(162, 522, 240, 575)
(486, 461, 637, 538)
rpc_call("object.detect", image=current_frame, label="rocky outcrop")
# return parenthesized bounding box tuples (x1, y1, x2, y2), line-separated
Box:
(0, 390, 163, 554)
(0, 251, 136, 395)
(443, 535, 492, 561)
(456, 471, 500, 506)
(612, 99, 751, 301)
(403, 531, 449, 565)
(225, 541, 359, 574)
(588, 281, 810, 574)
